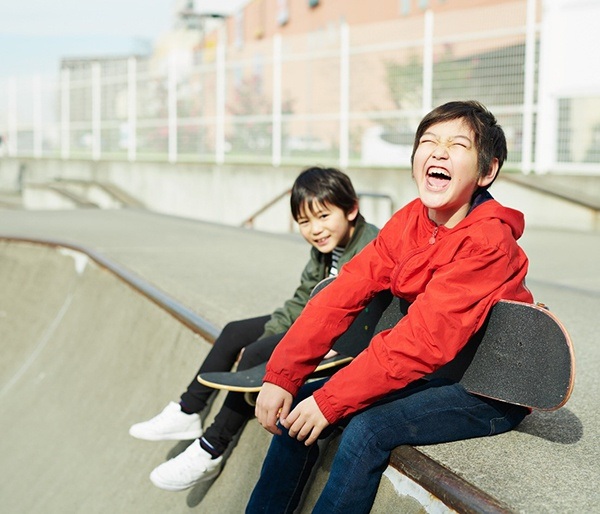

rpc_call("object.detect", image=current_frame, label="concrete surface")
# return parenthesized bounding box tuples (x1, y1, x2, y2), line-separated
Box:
(0, 241, 213, 513)
(0, 209, 599, 513)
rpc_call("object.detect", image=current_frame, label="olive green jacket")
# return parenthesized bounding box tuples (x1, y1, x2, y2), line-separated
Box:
(259, 214, 379, 339)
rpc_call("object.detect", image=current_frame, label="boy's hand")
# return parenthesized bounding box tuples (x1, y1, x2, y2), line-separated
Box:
(255, 382, 293, 435)
(281, 396, 329, 446)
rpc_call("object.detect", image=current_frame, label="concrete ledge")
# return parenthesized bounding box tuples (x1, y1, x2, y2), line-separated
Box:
(4, 157, 600, 233)
(390, 446, 515, 514)
(500, 173, 600, 212)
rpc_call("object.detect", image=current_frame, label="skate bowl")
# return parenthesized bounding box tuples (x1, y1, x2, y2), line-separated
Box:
(0, 240, 225, 512)
(0, 239, 456, 513)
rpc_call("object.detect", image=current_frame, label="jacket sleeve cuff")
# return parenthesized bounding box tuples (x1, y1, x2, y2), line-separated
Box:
(313, 388, 341, 425)
(262, 371, 301, 397)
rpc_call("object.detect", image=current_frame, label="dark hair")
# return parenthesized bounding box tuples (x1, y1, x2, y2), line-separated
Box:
(411, 100, 507, 189)
(290, 167, 358, 221)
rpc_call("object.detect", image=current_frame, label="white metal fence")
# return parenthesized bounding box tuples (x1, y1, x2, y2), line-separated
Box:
(1, 0, 600, 175)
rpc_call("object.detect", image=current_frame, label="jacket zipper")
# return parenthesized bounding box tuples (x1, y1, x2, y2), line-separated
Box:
(429, 226, 439, 245)
(390, 225, 440, 286)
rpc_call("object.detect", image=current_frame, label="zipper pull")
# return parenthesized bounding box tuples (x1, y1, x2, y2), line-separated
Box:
(429, 227, 439, 245)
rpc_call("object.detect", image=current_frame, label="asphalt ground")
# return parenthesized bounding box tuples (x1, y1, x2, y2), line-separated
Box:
(0, 208, 598, 513)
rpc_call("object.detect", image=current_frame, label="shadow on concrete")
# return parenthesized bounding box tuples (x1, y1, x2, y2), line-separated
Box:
(516, 408, 583, 445)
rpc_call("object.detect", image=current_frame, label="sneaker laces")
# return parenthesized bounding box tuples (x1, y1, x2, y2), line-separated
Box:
(145, 411, 171, 426)
(145, 403, 182, 426)
(175, 444, 211, 475)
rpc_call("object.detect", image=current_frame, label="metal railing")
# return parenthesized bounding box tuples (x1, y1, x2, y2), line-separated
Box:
(241, 190, 395, 231)
(1, 0, 599, 175)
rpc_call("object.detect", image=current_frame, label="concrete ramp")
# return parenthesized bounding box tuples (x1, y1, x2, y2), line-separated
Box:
(1, 240, 439, 513)
(0, 241, 222, 512)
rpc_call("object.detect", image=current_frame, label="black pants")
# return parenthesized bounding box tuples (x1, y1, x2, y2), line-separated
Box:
(180, 315, 285, 455)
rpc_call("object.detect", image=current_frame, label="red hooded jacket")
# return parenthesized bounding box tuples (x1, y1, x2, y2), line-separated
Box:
(263, 197, 533, 424)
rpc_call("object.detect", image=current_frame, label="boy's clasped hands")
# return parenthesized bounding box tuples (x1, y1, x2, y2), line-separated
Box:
(256, 382, 330, 445)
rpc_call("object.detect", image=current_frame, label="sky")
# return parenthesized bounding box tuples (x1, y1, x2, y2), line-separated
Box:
(0, 0, 246, 79)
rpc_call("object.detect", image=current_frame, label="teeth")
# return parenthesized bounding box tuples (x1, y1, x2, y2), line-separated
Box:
(428, 168, 450, 179)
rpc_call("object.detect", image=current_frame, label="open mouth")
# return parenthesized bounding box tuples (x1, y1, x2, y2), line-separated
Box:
(426, 167, 451, 190)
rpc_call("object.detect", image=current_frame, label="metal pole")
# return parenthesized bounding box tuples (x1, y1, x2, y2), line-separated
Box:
(216, 28, 226, 165)
(339, 21, 350, 169)
(7, 77, 17, 156)
(168, 55, 178, 163)
(61, 68, 70, 159)
(272, 34, 282, 167)
(128, 57, 137, 162)
(33, 75, 42, 157)
(534, 0, 556, 174)
(422, 10, 434, 115)
(521, 0, 537, 174)
(92, 62, 101, 161)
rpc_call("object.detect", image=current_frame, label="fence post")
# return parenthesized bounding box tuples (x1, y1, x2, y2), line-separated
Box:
(7, 77, 17, 156)
(422, 9, 434, 115)
(339, 21, 350, 169)
(216, 27, 226, 165)
(128, 57, 137, 162)
(534, 0, 559, 174)
(92, 62, 101, 161)
(33, 75, 42, 158)
(168, 55, 178, 163)
(521, 0, 537, 174)
(61, 68, 70, 159)
(272, 33, 282, 167)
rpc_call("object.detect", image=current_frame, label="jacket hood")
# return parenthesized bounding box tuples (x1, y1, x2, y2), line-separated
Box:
(454, 193, 525, 240)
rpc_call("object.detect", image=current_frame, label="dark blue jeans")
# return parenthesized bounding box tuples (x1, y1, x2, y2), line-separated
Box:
(246, 378, 528, 514)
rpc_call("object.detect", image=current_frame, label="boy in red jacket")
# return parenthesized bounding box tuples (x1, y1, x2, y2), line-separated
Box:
(247, 101, 532, 513)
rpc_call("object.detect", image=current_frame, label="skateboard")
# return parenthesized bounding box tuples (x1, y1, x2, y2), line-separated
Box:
(427, 299, 575, 410)
(198, 277, 402, 393)
(198, 281, 575, 411)
(198, 354, 351, 394)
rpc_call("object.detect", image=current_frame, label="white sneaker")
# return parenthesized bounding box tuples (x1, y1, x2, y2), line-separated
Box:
(129, 402, 202, 441)
(150, 439, 223, 491)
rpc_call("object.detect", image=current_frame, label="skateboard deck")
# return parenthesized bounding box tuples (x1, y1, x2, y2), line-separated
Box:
(199, 283, 574, 411)
(198, 354, 352, 393)
(432, 299, 575, 410)
(198, 277, 399, 393)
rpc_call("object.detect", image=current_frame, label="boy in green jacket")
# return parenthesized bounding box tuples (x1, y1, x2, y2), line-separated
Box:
(129, 166, 378, 491)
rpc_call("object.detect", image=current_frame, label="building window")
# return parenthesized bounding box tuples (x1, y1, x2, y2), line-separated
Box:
(419, 0, 429, 9)
(309, 0, 319, 7)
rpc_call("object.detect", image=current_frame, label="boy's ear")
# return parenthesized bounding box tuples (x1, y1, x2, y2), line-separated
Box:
(477, 157, 500, 188)
(346, 202, 359, 222)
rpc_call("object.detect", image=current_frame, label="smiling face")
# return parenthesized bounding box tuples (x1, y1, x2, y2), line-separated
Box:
(412, 118, 498, 228)
(296, 200, 358, 254)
